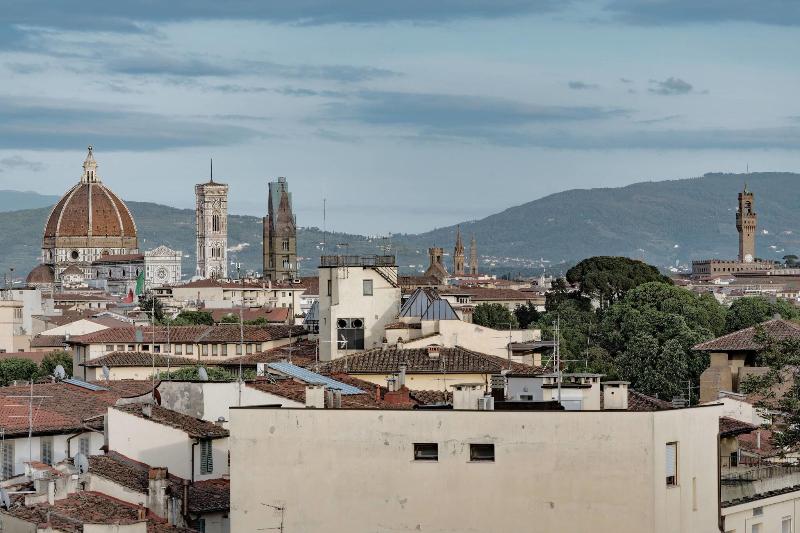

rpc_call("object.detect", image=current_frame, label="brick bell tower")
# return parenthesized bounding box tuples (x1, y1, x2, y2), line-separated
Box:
(736, 184, 757, 263)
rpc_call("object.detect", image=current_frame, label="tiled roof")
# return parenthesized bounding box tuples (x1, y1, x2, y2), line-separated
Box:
(0, 380, 154, 438)
(693, 319, 800, 352)
(738, 428, 779, 457)
(719, 416, 758, 438)
(246, 374, 391, 409)
(70, 324, 306, 345)
(385, 321, 421, 330)
(397, 275, 442, 287)
(89, 452, 229, 513)
(409, 390, 452, 405)
(626, 390, 674, 412)
(83, 352, 198, 368)
(216, 339, 317, 368)
(30, 334, 67, 347)
(2, 490, 193, 532)
(318, 346, 539, 375)
(113, 404, 229, 439)
(53, 293, 115, 302)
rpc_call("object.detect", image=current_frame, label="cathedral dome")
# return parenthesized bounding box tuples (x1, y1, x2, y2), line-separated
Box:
(26, 264, 54, 285)
(43, 146, 137, 247)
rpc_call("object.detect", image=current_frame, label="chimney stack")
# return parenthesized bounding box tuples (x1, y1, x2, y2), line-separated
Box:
(137, 504, 147, 521)
(142, 403, 152, 418)
(601, 381, 630, 410)
(305, 384, 325, 408)
(147, 467, 169, 519)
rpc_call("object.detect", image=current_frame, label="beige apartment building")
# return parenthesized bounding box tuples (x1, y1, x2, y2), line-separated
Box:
(230, 404, 722, 532)
(0, 298, 27, 353)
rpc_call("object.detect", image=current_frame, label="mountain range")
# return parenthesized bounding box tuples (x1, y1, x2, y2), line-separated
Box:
(1, 172, 799, 282)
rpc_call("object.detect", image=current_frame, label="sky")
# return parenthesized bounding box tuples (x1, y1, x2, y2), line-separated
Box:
(1, 1, 800, 234)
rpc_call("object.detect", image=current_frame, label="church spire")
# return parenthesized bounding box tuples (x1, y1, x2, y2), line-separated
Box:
(81, 145, 100, 183)
(469, 234, 478, 275)
(453, 225, 465, 276)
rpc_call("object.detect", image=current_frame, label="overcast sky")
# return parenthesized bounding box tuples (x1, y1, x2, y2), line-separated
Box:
(1, 1, 799, 234)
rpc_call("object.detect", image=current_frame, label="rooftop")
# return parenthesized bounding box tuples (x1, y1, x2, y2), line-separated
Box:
(319, 346, 543, 375)
(113, 403, 230, 439)
(215, 339, 317, 368)
(693, 318, 800, 352)
(82, 352, 199, 368)
(69, 324, 306, 345)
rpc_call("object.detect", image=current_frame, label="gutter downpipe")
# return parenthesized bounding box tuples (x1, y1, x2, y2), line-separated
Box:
(191, 439, 198, 483)
(718, 429, 724, 532)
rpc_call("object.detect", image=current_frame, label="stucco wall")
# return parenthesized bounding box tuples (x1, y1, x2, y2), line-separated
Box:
(723, 490, 800, 533)
(3, 431, 103, 478)
(230, 406, 721, 533)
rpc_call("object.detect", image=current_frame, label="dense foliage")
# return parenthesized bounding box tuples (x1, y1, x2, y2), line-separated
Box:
(40, 350, 73, 378)
(472, 303, 518, 329)
(724, 296, 799, 333)
(157, 366, 256, 381)
(566, 256, 671, 308)
(170, 311, 215, 326)
(139, 295, 165, 322)
(0, 358, 41, 385)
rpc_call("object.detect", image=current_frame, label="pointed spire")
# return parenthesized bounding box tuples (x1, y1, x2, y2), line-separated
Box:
(81, 145, 100, 183)
(454, 225, 464, 252)
(276, 188, 296, 233)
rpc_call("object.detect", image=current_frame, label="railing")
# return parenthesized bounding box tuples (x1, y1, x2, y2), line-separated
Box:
(721, 463, 800, 484)
(320, 255, 396, 268)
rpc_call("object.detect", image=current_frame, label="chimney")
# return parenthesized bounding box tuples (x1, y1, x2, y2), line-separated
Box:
(137, 504, 147, 521)
(602, 381, 630, 410)
(427, 345, 440, 360)
(142, 403, 152, 418)
(398, 364, 407, 389)
(305, 384, 325, 408)
(324, 388, 342, 408)
(386, 376, 397, 393)
(757, 430, 761, 450)
(147, 467, 169, 519)
(383, 385, 413, 406)
(181, 479, 190, 519)
(374, 385, 382, 402)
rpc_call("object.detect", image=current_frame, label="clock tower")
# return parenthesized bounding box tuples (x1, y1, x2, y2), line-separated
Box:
(736, 184, 757, 263)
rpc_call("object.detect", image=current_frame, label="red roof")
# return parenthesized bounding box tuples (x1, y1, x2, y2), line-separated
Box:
(70, 324, 306, 345)
(693, 319, 800, 352)
(113, 403, 229, 439)
(208, 307, 290, 323)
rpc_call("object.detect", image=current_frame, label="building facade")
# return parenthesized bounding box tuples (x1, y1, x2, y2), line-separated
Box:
(230, 405, 721, 532)
(737, 185, 757, 262)
(262, 177, 298, 281)
(195, 178, 229, 279)
(144, 245, 182, 289)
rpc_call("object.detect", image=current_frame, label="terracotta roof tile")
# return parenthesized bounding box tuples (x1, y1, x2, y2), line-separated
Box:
(208, 307, 290, 323)
(693, 319, 800, 352)
(719, 416, 758, 438)
(113, 404, 229, 439)
(319, 346, 538, 375)
(30, 335, 67, 348)
(216, 339, 317, 367)
(83, 352, 198, 368)
(439, 287, 532, 301)
(70, 325, 306, 345)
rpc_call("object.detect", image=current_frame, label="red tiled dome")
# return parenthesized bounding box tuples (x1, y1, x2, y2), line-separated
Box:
(26, 264, 54, 285)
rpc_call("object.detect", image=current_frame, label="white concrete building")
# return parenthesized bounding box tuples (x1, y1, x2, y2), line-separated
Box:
(230, 403, 722, 532)
(318, 255, 401, 361)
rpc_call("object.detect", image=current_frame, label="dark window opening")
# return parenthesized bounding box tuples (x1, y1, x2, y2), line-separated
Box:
(414, 443, 438, 461)
(470, 443, 495, 462)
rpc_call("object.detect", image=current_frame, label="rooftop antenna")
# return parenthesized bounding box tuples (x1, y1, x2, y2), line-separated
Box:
(210, 158, 214, 183)
(323, 198, 327, 253)
(7, 381, 51, 472)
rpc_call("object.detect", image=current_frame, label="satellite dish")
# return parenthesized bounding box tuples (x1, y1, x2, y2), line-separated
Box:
(74, 453, 89, 475)
(54, 365, 66, 380)
(0, 488, 11, 509)
(197, 367, 209, 381)
(102, 365, 110, 381)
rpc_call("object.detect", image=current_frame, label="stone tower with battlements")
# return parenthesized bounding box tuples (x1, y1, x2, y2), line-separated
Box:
(469, 235, 478, 275)
(262, 177, 297, 281)
(736, 185, 757, 263)
(195, 170, 228, 279)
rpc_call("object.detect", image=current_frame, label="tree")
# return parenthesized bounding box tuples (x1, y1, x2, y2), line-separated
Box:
(740, 331, 800, 450)
(40, 350, 73, 378)
(566, 256, 671, 309)
(513, 303, 541, 329)
(472, 303, 518, 329)
(598, 282, 726, 401)
(0, 359, 40, 385)
(784, 254, 799, 266)
(157, 366, 255, 381)
(172, 310, 215, 326)
(535, 298, 599, 365)
(725, 296, 800, 333)
(544, 278, 591, 313)
(139, 295, 164, 323)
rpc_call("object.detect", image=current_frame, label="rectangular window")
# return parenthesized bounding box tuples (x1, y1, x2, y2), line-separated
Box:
(211, 344, 218, 356)
(752, 524, 762, 533)
(363, 279, 373, 296)
(236, 344, 242, 355)
(79, 436, 90, 456)
(153, 345, 161, 353)
(116, 345, 124, 352)
(186, 344, 193, 355)
(1, 441, 14, 479)
(200, 440, 213, 475)
(174, 344, 182, 355)
(413, 443, 438, 462)
(783, 517, 792, 533)
(141, 344, 150, 352)
(222, 344, 228, 356)
(202, 345, 209, 356)
(665, 442, 678, 486)
(127, 345, 135, 351)
(105, 345, 114, 352)
(327, 279, 332, 296)
(40, 436, 53, 465)
(470, 443, 495, 462)
(246, 344, 254, 354)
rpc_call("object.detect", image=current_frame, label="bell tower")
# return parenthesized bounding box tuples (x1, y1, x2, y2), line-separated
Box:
(453, 226, 465, 276)
(195, 163, 229, 279)
(736, 184, 757, 263)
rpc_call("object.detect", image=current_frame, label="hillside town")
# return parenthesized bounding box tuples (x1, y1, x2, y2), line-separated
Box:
(0, 146, 797, 532)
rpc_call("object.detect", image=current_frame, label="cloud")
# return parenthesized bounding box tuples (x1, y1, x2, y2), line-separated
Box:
(275, 87, 348, 98)
(0, 97, 263, 151)
(0, 1, 565, 30)
(606, 0, 800, 26)
(567, 81, 599, 90)
(648, 77, 693, 95)
(619, 78, 633, 84)
(635, 114, 683, 124)
(0, 156, 45, 173)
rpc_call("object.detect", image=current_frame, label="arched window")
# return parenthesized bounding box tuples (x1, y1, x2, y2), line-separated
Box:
(212, 215, 220, 232)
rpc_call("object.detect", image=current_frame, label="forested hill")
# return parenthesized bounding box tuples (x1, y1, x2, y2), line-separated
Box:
(1, 172, 799, 280)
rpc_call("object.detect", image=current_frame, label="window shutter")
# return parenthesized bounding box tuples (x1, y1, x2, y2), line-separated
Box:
(201, 440, 213, 475)
(665, 443, 677, 479)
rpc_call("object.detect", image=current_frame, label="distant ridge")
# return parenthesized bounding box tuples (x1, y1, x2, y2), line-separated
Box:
(1, 172, 798, 281)
(0, 190, 60, 212)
